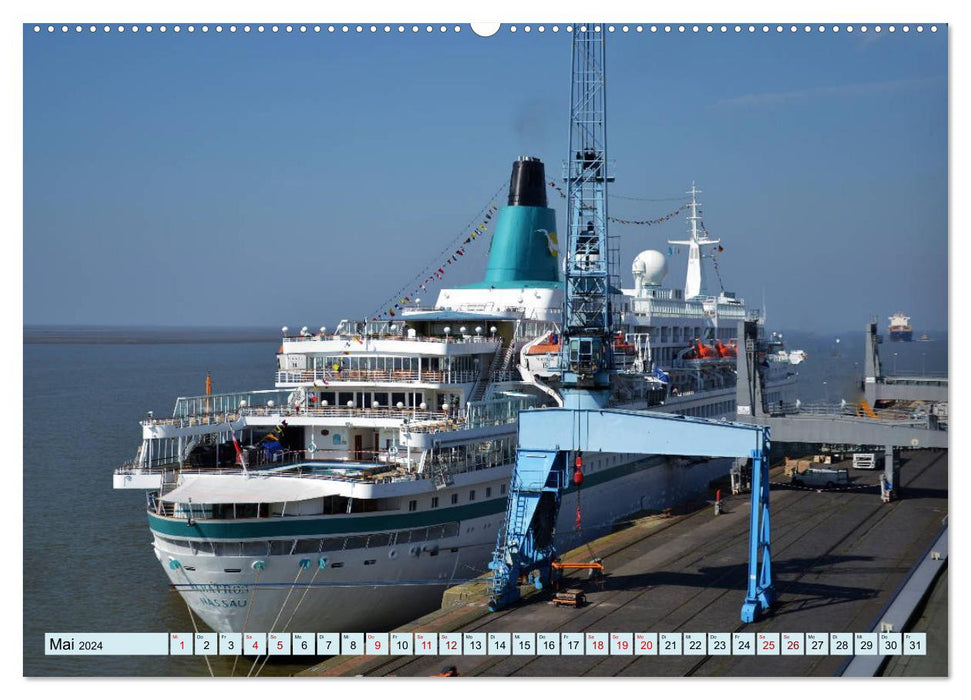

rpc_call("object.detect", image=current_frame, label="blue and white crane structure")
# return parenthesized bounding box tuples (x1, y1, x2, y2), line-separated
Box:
(560, 23, 616, 410)
(487, 24, 775, 624)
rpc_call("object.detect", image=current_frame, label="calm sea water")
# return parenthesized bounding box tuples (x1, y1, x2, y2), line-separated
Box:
(22, 326, 947, 677)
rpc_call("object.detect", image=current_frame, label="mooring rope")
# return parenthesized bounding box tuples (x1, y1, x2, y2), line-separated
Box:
(175, 568, 215, 678)
(229, 565, 261, 678)
(249, 565, 308, 678)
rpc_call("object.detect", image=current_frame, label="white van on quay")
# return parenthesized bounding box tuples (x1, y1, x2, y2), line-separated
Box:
(791, 467, 850, 489)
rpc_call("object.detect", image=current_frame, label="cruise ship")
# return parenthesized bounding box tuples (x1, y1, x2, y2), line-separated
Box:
(113, 157, 804, 634)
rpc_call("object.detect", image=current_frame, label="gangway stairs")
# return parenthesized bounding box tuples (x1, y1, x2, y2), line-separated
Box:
(469, 338, 507, 403)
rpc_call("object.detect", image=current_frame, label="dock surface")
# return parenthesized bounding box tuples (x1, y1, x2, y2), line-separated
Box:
(303, 449, 947, 677)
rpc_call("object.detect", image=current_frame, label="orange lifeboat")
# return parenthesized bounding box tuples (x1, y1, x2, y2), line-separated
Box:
(526, 332, 561, 356)
(612, 332, 636, 355)
(694, 341, 715, 359)
(715, 340, 737, 358)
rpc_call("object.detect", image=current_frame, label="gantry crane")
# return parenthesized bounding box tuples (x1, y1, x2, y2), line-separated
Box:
(487, 24, 775, 623)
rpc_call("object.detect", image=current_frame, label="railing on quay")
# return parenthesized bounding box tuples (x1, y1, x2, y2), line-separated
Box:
(882, 372, 948, 385)
(772, 401, 945, 430)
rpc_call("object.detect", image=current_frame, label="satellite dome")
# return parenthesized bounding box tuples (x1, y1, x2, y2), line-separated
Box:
(632, 250, 667, 290)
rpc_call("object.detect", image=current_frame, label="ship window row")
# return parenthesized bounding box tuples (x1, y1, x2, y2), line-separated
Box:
(156, 522, 461, 557)
(302, 355, 481, 376)
(680, 400, 735, 420)
(314, 391, 427, 409)
(657, 326, 707, 343)
(384, 485, 503, 516)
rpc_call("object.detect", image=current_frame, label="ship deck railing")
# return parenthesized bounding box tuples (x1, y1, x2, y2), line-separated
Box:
(243, 406, 447, 422)
(148, 406, 453, 428)
(143, 456, 513, 518)
(281, 332, 500, 346)
(276, 369, 480, 385)
(142, 403, 521, 439)
(144, 411, 242, 428)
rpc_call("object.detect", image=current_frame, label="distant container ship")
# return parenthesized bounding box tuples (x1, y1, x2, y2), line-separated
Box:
(888, 312, 914, 342)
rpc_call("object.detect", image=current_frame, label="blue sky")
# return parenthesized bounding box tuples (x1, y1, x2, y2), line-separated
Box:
(23, 23, 947, 333)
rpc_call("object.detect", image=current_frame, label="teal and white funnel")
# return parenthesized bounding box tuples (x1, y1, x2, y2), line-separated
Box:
(464, 157, 560, 289)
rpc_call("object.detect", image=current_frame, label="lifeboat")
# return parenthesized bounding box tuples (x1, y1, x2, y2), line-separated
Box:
(525, 332, 561, 356)
(694, 341, 715, 359)
(612, 331, 636, 355)
(715, 340, 737, 358)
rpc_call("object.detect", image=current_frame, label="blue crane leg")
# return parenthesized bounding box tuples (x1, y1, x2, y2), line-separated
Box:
(741, 429, 775, 622)
(489, 449, 565, 611)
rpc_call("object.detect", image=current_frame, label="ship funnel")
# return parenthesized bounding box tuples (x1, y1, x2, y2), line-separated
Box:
(507, 156, 548, 208)
(462, 156, 560, 289)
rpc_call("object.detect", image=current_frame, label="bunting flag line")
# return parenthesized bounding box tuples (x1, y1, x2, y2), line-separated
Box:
(371, 180, 506, 321)
(546, 180, 686, 227)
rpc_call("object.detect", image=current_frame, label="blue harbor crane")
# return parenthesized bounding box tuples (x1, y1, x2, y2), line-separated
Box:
(487, 24, 776, 623)
(559, 22, 616, 411)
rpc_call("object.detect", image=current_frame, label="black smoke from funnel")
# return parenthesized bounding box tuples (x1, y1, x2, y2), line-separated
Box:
(507, 156, 548, 208)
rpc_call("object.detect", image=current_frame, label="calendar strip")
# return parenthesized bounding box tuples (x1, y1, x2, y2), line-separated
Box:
(45, 632, 928, 657)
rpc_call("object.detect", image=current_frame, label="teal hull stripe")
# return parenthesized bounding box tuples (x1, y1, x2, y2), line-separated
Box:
(148, 454, 668, 540)
(149, 498, 504, 540)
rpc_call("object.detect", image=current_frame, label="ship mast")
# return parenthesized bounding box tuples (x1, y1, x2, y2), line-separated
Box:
(668, 182, 720, 299)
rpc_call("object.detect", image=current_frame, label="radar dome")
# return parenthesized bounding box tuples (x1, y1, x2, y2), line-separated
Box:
(632, 250, 668, 291)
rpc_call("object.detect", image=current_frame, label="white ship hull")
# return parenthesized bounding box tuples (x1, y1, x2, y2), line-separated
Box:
(156, 451, 732, 633)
